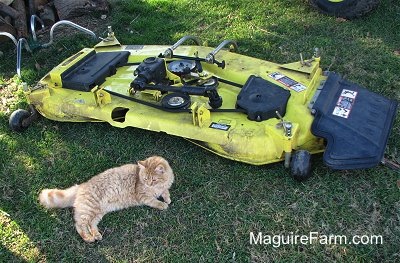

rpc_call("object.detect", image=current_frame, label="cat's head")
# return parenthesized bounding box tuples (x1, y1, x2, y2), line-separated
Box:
(138, 156, 174, 187)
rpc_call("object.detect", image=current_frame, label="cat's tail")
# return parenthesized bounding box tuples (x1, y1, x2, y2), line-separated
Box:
(39, 185, 79, 208)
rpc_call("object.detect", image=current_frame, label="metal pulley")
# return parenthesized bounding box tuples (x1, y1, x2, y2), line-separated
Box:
(167, 60, 197, 75)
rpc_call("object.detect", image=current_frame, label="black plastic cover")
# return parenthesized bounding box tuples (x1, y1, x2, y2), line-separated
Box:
(236, 75, 291, 121)
(61, 51, 130, 91)
(311, 73, 398, 169)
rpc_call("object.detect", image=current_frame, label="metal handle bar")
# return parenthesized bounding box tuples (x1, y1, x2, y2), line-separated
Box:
(41, 20, 97, 48)
(163, 35, 201, 58)
(205, 39, 238, 64)
(2, 20, 96, 78)
(30, 15, 45, 42)
(0, 32, 18, 46)
(16, 38, 32, 78)
(0, 32, 32, 77)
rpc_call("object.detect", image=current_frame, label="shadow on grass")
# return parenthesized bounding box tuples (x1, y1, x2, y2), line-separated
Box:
(0, 243, 23, 262)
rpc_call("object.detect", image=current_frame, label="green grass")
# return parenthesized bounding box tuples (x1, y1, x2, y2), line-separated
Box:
(1, 0, 400, 262)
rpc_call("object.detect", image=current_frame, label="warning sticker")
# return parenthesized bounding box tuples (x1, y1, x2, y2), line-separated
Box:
(332, 89, 358, 119)
(209, 122, 231, 131)
(268, 72, 307, 92)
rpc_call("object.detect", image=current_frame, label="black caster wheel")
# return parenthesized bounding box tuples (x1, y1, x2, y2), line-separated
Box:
(309, 0, 380, 19)
(9, 106, 38, 132)
(290, 150, 312, 181)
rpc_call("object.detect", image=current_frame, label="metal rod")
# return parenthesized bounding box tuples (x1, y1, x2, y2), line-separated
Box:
(0, 32, 32, 78)
(0, 32, 18, 46)
(41, 20, 97, 48)
(284, 152, 292, 168)
(171, 35, 200, 50)
(16, 38, 32, 78)
(163, 35, 201, 58)
(205, 39, 238, 64)
(209, 39, 238, 56)
(30, 15, 45, 42)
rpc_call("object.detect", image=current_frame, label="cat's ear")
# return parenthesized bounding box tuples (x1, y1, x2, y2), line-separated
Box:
(138, 160, 146, 169)
(155, 165, 165, 175)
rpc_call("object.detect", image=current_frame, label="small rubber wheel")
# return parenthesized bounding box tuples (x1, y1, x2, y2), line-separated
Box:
(290, 150, 312, 181)
(9, 109, 31, 132)
(309, 0, 380, 19)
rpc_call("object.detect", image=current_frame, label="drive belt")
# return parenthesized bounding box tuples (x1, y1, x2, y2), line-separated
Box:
(104, 75, 245, 113)
(105, 89, 246, 114)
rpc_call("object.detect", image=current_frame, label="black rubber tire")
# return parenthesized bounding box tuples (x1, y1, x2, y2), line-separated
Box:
(9, 109, 31, 132)
(310, 0, 380, 19)
(290, 150, 312, 181)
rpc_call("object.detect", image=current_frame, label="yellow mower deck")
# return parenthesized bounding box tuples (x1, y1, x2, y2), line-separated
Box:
(25, 40, 328, 165)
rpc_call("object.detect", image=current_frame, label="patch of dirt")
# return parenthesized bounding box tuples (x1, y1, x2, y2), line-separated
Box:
(0, 78, 20, 114)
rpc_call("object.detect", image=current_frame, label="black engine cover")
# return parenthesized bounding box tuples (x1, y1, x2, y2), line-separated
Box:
(61, 51, 130, 92)
(236, 75, 291, 121)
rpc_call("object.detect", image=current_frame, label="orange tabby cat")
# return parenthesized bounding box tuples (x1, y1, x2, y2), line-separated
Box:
(39, 156, 174, 243)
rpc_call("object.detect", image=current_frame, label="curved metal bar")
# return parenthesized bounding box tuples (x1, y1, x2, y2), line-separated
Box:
(163, 35, 201, 58)
(30, 15, 45, 42)
(0, 32, 18, 46)
(205, 39, 238, 64)
(210, 39, 238, 55)
(171, 35, 201, 50)
(0, 32, 32, 78)
(17, 38, 32, 53)
(16, 38, 32, 78)
(41, 20, 97, 48)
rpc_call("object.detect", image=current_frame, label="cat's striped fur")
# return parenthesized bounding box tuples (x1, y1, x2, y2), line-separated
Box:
(39, 156, 174, 242)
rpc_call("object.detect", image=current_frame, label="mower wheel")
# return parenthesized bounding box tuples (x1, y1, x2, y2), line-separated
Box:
(290, 150, 312, 181)
(9, 109, 31, 132)
(310, 0, 380, 19)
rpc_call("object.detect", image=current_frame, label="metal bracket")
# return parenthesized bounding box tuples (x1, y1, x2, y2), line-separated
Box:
(99, 26, 115, 42)
(191, 102, 210, 127)
(300, 48, 321, 67)
(275, 111, 292, 137)
(93, 86, 112, 106)
(21, 104, 39, 128)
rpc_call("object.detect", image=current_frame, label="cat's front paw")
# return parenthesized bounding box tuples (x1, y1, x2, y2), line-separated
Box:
(82, 234, 96, 243)
(94, 232, 103, 241)
(157, 202, 168, 210)
(82, 231, 102, 243)
(164, 197, 171, 204)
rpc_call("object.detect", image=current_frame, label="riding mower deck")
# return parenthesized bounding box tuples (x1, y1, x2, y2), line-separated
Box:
(9, 25, 397, 181)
